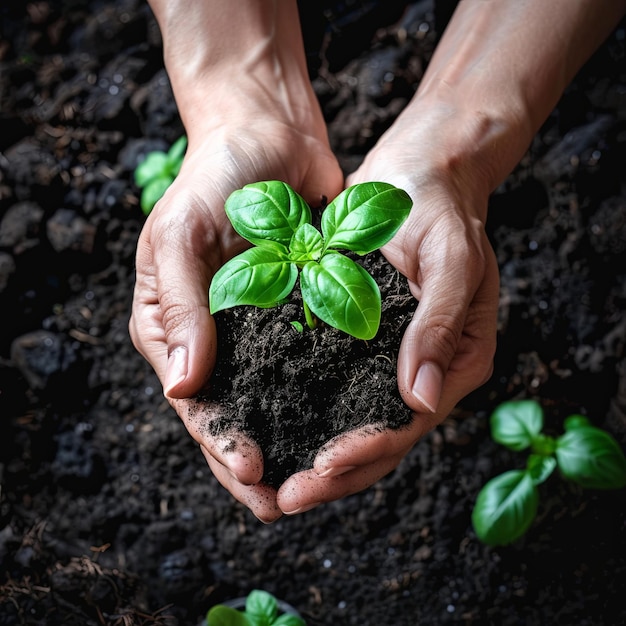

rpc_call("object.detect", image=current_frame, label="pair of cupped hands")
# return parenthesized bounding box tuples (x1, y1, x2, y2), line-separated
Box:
(129, 99, 499, 523)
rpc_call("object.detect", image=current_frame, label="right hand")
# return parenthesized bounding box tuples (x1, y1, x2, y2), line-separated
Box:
(275, 102, 501, 515)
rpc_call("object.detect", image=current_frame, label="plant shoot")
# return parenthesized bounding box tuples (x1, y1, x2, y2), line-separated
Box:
(472, 399, 626, 546)
(209, 180, 412, 339)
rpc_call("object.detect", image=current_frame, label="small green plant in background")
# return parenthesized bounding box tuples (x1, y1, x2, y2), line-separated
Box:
(134, 136, 187, 215)
(209, 180, 412, 340)
(472, 399, 626, 546)
(206, 589, 306, 626)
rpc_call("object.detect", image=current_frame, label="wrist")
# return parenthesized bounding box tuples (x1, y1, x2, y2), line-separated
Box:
(363, 94, 530, 226)
(148, 0, 316, 139)
(405, 0, 626, 195)
(410, 90, 535, 196)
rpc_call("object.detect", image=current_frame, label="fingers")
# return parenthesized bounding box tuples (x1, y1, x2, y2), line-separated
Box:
(169, 395, 264, 481)
(275, 410, 440, 515)
(201, 447, 282, 523)
(130, 181, 224, 399)
(392, 213, 499, 415)
(275, 407, 441, 514)
(174, 396, 279, 521)
(277, 453, 405, 515)
(311, 416, 439, 476)
(179, 393, 279, 522)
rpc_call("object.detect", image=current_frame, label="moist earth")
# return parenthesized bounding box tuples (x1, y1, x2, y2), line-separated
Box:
(207, 251, 415, 488)
(1, 2, 625, 625)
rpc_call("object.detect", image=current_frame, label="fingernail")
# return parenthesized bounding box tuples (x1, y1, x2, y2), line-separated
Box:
(164, 346, 188, 395)
(317, 465, 357, 478)
(412, 362, 443, 413)
(283, 502, 321, 515)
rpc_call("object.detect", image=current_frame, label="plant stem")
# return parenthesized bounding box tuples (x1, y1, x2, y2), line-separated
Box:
(303, 300, 317, 330)
(531, 433, 556, 456)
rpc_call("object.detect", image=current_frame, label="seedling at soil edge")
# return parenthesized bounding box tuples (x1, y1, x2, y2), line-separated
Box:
(134, 136, 187, 215)
(472, 399, 626, 546)
(206, 589, 306, 626)
(209, 180, 412, 339)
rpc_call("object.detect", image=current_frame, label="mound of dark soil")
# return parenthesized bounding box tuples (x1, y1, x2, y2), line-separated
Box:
(209, 252, 415, 487)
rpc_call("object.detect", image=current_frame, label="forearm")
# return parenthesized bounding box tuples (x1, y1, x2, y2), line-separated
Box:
(146, 0, 313, 137)
(396, 0, 625, 199)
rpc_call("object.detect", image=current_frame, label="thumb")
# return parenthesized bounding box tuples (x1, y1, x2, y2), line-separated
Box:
(131, 200, 219, 399)
(397, 288, 459, 414)
(160, 289, 216, 400)
(396, 235, 499, 416)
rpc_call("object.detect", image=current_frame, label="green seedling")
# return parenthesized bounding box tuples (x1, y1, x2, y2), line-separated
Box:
(206, 589, 306, 626)
(290, 320, 304, 333)
(134, 136, 187, 215)
(472, 399, 626, 546)
(209, 180, 412, 339)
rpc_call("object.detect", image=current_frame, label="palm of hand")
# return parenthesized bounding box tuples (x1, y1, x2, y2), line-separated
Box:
(130, 122, 343, 522)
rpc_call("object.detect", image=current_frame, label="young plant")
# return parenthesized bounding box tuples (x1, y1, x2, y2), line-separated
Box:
(472, 399, 626, 546)
(208, 180, 412, 339)
(134, 135, 187, 215)
(206, 589, 306, 626)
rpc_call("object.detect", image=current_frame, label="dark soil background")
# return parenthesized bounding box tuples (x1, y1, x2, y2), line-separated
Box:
(1, 2, 625, 625)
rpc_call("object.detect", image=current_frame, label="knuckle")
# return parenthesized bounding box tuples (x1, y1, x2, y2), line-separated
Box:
(423, 314, 463, 362)
(160, 297, 195, 337)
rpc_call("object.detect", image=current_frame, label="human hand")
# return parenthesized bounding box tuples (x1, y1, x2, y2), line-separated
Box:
(130, 124, 343, 522)
(276, 105, 500, 515)
(274, 0, 626, 515)
(130, 0, 344, 522)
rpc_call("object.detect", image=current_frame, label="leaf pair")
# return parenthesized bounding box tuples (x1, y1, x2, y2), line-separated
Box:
(472, 399, 626, 546)
(209, 180, 412, 339)
(206, 590, 305, 626)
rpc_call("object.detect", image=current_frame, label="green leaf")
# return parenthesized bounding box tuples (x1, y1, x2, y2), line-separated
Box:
(490, 400, 544, 451)
(273, 615, 306, 626)
(206, 605, 252, 626)
(289, 223, 324, 263)
(209, 247, 297, 313)
(290, 321, 304, 333)
(225, 181, 312, 248)
(300, 253, 380, 340)
(134, 151, 169, 187)
(170, 160, 183, 178)
(526, 453, 556, 485)
(321, 182, 412, 254)
(563, 414, 591, 431)
(246, 591, 278, 625)
(141, 176, 173, 215)
(167, 135, 187, 163)
(134, 138, 186, 215)
(556, 426, 626, 489)
(472, 469, 539, 546)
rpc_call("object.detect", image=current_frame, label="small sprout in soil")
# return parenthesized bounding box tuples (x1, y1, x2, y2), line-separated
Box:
(206, 589, 306, 626)
(134, 136, 187, 215)
(472, 399, 626, 546)
(290, 320, 304, 333)
(209, 180, 412, 339)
